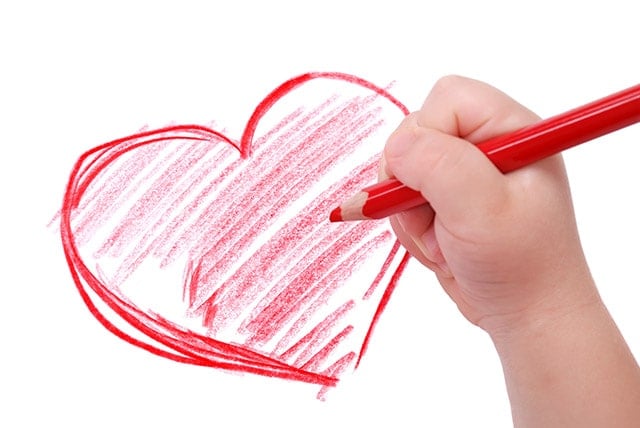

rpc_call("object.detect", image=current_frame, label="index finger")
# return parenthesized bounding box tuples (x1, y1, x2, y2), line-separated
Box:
(417, 75, 540, 142)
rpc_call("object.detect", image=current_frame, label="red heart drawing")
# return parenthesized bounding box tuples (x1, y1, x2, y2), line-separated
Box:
(60, 72, 410, 396)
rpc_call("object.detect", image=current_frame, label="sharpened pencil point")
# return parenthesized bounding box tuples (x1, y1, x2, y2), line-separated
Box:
(329, 207, 342, 222)
(329, 192, 370, 222)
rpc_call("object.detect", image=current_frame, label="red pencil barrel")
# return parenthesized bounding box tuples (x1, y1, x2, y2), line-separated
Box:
(478, 84, 640, 172)
(332, 83, 640, 221)
(361, 180, 424, 219)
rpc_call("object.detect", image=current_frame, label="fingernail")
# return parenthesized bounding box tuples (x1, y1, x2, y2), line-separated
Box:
(411, 235, 430, 259)
(417, 233, 452, 276)
(421, 228, 442, 262)
(422, 236, 438, 259)
(393, 212, 407, 234)
(395, 212, 431, 259)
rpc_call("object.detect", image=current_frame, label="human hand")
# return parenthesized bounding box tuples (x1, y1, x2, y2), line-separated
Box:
(382, 76, 599, 337)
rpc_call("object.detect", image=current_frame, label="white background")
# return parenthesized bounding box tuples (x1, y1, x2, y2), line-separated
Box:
(2, 1, 639, 426)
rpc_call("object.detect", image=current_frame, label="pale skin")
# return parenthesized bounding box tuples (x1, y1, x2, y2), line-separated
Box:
(381, 76, 640, 427)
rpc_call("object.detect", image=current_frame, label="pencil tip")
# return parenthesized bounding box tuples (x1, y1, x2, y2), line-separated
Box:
(329, 192, 371, 222)
(329, 206, 342, 222)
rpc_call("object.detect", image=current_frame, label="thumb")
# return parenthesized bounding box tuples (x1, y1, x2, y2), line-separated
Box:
(384, 123, 508, 229)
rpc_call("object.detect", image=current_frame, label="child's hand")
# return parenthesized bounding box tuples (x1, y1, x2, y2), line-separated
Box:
(383, 75, 640, 426)
(381, 76, 598, 336)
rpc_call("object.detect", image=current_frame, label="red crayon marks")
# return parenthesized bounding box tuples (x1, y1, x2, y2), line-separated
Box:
(59, 72, 409, 397)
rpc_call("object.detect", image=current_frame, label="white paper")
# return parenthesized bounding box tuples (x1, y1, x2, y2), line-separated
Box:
(3, 1, 639, 426)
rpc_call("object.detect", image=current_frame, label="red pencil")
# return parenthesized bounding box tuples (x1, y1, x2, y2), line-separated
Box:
(330, 83, 640, 222)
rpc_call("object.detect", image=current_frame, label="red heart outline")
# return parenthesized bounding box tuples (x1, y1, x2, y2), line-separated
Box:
(60, 72, 410, 389)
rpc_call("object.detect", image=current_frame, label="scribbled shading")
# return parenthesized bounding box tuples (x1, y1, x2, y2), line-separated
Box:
(59, 72, 410, 398)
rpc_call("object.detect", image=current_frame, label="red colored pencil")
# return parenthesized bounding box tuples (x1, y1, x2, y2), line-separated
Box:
(330, 83, 640, 222)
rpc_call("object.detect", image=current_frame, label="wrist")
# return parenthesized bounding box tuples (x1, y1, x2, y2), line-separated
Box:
(482, 271, 602, 346)
(483, 279, 640, 426)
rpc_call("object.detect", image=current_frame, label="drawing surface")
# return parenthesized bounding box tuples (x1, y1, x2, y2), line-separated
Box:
(59, 73, 409, 396)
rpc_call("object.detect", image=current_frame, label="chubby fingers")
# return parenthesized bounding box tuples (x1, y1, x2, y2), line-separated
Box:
(384, 119, 507, 232)
(383, 76, 542, 232)
(390, 207, 452, 276)
(378, 114, 449, 273)
(417, 75, 540, 141)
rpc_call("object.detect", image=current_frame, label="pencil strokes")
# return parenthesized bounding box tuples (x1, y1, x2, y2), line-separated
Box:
(59, 72, 410, 398)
